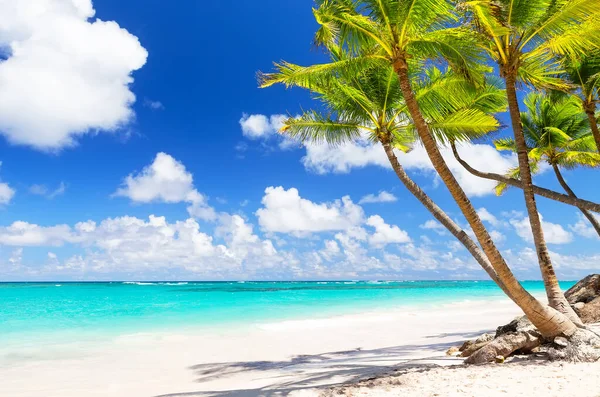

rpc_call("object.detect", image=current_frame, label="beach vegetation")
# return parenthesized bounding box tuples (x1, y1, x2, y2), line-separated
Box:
(261, 0, 600, 362)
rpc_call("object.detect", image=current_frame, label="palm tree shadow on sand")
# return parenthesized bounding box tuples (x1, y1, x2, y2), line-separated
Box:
(153, 331, 491, 397)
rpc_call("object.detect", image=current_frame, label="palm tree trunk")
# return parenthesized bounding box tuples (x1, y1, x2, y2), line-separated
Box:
(584, 102, 600, 152)
(450, 142, 600, 213)
(551, 163, 600, 237)
(504, 73, 582, 325)
(392, 56, 577, 338)
(381, 139, 510, 297)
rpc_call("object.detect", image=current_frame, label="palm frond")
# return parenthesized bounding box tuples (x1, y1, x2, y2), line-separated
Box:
(258, 55, 388, 89)
(281, 111, 367, 146)
(427, 108, 502, 143)
(495, 137, 517, 151)
(409, 28, 489, 83)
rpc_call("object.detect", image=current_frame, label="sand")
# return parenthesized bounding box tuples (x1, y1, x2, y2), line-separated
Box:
(1, 298, 598, 397)
(316, 360, 600, 397)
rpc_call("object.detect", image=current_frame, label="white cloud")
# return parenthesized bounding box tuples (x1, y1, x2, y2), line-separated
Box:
(302, 140, 517, 197)
(29, 182, 66, 199)
(509, 213, 573, 245)
(334, 227, 376, 267)
(239, 114, 270, 138)
(1, 209, 594, 280)
(419, 219, 447, 235)
(0, 214, 285, 277)
(0, 161, 15, 204)
(114, 152, 216, 221)
(320, 239, 341, 261)
(239, 113, 300, 150)
(489, 229, 506, 243)
(239, 114, 287, 139)
(0, 221, 73, 246)
(256, 186, 364, 234)
(0, 182, 14, 205)
(477, 207, 500, 227)
(303, 139, 388, 174)
(569, 213, 600, 239)
(359, 191, 397, 204)
(9, 248, 23, 268)
(366, 215, 411, 246)
(0, 0, 148, 150)
(215, 214, 280, 268)
(143, 99, 164, 110)
(504, 247, 600, 276)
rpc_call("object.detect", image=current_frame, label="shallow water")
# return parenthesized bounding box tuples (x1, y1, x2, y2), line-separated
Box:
(0, 280, 572, 346)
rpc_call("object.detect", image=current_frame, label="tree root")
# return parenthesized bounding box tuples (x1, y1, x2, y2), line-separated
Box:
(460, 341, 493, 357)
(464, 331, 541, 364)
(457, 317, 600, 364)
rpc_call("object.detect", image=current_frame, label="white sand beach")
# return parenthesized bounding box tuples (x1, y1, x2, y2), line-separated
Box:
(1, 298, 598, 397)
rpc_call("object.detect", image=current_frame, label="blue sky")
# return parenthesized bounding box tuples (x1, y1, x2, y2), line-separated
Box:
(0, 0, 598, 281)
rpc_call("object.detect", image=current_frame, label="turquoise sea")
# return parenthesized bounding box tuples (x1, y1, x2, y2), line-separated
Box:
(0, 281, 572, 348)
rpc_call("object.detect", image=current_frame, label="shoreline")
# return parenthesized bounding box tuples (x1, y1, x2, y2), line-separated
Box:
(2, 296, 531, 397)
(1, 283, 521, 351)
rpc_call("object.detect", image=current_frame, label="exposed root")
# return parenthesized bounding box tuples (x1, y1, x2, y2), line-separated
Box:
(457, 317, 600, 364)
(464, 330, 541, 364)
(460, 341, 492, 357)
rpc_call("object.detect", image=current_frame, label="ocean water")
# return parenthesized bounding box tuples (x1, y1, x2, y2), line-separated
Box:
(0, 280, 572, 347)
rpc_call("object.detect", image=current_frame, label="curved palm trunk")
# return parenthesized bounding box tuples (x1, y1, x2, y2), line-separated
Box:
(381, 140, 510, 297)
(551, 163, 600, 237)
(393, 57, 577, 338)
(584, 102, 600, 153)
(450, 142, 600, 213)
(504, 74, 582, 325)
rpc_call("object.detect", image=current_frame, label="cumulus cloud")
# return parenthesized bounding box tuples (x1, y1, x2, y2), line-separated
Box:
(239, 113, 299, 150)
(0, 221, 73, 246)
(489, 229, 506, 243)
(256, 186, 365, 234)
(0, 0, 148, 150)
(303, 139, 388, 174)
(503, 247, 600, 278)
(0, 161, 14, 205)
(7, 248, 23, 270)
(509, 213, 573, 245)
(0, 214, 284, 277)
(366, 215, 411, 246)
(239, 114, 286, 139)
(0, 183, 14, 204)
(569, 213, 600, 239)
(359, 191, 398, 204)
(319, 239, 341, 261)
(302, 140, 517, 197)
(0, 183, 14, 205)
(114, 152, 216, 221)
(477, 207, 500, 227)
(419, 219, 447, 235)
(1, 207, 595, 280)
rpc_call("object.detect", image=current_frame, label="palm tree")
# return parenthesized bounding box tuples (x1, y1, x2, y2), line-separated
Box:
(461, 0, 600, 322)
(564, 53, 600, 151)
(263, 58, 511, 294)
(262, 0, 580, 339)
(494, 92, 600, 237)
